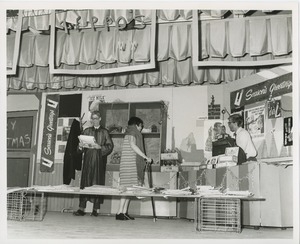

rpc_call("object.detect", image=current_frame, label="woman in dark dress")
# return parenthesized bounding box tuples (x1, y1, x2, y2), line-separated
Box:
(73, 111, 113, 217)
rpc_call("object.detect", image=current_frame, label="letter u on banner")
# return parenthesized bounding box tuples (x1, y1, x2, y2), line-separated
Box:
(40, 94, 60, 172)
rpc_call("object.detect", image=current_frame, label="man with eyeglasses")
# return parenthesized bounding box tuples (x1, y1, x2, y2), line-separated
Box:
(74, 111, 114, 217)
(228, 114, 257, 163)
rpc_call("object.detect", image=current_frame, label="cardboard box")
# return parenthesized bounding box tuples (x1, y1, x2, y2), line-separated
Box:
(218, 155, 238, 163)
(161, 153, 179, 160)
(225, 147, 239, 156)
(161, 165, 179, 172)
(216, 162, 237, 168)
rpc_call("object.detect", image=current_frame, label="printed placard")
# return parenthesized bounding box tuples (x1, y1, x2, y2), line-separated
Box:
(283, 117, 293, 146)
(244, 105, 265, 138)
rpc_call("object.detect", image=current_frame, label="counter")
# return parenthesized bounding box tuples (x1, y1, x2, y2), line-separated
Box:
(178, 159, 293, 227)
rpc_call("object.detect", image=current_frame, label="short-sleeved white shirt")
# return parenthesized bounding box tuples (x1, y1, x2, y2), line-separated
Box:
(235, 127, 257, 159)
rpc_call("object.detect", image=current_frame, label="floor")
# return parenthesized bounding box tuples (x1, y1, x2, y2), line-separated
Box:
(6, 211, 293, 241)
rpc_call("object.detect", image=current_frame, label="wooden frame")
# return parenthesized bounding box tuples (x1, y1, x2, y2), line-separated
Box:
(7, 110, 37, 186)
(49, 10, 157, 75)
(7, 10, 23, 76)
(192, 10, 292, 67)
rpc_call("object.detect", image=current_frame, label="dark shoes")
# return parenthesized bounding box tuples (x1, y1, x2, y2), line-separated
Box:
(124, 213, 135, 220)
(90, 210, 98, 217)
(73, 209, 85, 216)
(116, 213, 128, 220)
(73, 209, 99, 217)
(116, 213, 135, 220)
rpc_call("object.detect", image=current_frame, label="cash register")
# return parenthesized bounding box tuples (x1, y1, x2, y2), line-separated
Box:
(212, 137, 247, 164)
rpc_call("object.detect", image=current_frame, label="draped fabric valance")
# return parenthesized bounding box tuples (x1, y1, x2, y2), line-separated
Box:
(6, 10, 293, 90)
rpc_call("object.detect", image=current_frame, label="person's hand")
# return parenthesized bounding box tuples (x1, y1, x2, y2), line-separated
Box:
(78, 142, 84, 150)
(93, 144, 102, 149)
(144, 157, 152, 164)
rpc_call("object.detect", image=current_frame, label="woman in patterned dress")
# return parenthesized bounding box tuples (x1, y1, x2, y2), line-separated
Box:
(116, 117, 152, 221)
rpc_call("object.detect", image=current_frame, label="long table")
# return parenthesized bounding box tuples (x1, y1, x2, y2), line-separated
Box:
(27, 187, 264, 232)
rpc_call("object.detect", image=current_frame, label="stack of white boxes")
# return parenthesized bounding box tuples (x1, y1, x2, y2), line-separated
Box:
(160, 152, 179, 172)
(206, 147, 239, 169)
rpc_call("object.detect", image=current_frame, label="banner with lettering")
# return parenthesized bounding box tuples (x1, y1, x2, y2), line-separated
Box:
(230, 73, 292, 109)
(40, 94, 60, 172)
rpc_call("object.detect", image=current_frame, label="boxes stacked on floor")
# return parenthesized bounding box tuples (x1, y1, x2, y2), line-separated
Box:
(197, 197, 241, 233)
(7, 190, 47, 221)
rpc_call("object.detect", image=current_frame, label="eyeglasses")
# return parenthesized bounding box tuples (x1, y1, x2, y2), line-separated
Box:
(91, 117, 100, 120)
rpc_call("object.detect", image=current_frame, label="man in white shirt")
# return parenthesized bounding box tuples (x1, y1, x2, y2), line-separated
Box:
(228, 114, 257, 162)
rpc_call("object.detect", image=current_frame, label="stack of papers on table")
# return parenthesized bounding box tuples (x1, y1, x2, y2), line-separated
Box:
(195, 185, 223, 196)
(82, 185, 121, 194)
(161, 188, 193, 195)
(33, 185, 77, 191)
(123, 185, 154, 195)
(224, 190, 254, 197)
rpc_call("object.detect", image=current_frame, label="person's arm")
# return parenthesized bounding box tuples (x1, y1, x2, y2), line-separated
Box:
(236, 130, 249, 153)
(237, 130, 257, 158)
(100, 130, 114, 156)
(128, 135, 151, 163)
(77, 128, 89, 153)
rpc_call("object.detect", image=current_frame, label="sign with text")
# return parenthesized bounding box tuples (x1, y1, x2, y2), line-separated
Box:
(230, 73, 292, 109)
(7, 116, 33, 150)
(40, 94, 60, 172)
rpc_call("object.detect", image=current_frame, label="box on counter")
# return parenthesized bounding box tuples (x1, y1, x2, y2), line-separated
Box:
(225, 147, 239, 156)
(218, 155, 238, 163)
(161, 152, 179, 160)
(161, 165, 179, 172)
(216, 162, 237, 168)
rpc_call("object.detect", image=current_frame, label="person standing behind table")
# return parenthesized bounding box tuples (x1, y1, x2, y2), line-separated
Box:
(73, 111, 114, 217)
(228, 114, 257, 162)
(116, 117, 152, 221)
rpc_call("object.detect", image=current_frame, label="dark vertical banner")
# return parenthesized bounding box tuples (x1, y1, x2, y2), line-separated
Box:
(40, 94, 60, 172)
(283, 117, 293, 146)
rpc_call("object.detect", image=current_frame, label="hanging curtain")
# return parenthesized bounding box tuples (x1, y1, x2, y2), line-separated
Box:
(61, 31, 83, 65)
(79, 29, 100, 64)
(169, 23, 191, 61)
(209, 21, 227, 58)
(97, 29, 117, 63)
(6, 13, 293, 90)
(228, 19, 246, 57)
(270, 17, 292, 56)
(249, 18, 270, 56)
(34, 34, 50, 66)
(132, 26, 151, 62)
(157, 24, 172, 61)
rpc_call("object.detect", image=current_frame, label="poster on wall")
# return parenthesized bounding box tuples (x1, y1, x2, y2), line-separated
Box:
(267, 99, 282, 119)
(55, 117, 79, 160)
(40, 94, 60, 172)
(283, 117, 293, 146)
(203, 119, 232, 160)
(244, 105, 265, 139)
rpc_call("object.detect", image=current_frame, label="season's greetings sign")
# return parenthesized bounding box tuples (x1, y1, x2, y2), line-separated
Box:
(230, 73, 292, 109)
(40, 94, 60, 172)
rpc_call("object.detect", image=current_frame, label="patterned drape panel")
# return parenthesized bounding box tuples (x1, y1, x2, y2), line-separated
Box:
(6, 13, 292, 90)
